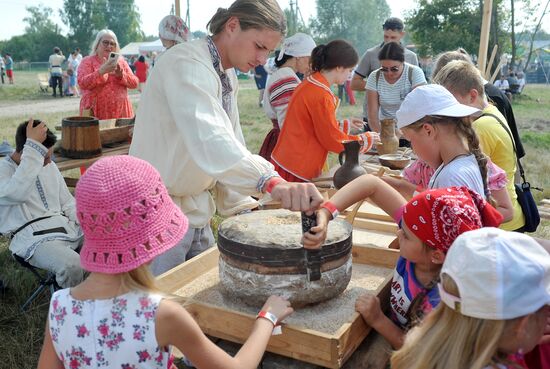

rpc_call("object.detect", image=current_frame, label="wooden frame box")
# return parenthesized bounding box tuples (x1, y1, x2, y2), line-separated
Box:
(156, 243, 399, 368)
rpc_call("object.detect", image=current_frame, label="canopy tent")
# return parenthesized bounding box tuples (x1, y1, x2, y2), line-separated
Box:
(120, 42, 147, 56)
(139, 39, 165, 53)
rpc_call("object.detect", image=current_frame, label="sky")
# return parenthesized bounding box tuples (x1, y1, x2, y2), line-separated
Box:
(0, 0, 548, 42)
(0, 0, 415, 41)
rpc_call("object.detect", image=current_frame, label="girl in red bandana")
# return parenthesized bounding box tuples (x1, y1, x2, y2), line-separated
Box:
(303, 177, 503, 349)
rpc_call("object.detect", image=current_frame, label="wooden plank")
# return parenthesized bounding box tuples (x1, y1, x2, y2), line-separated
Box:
(343, 201, 393, 222)
(353, 227, 396, 249)
(157, 243, 396, 368)
(352, 244, 399, 269)
(55, 143, 130, 171)
(478, 0, 493, 78)
(185, 301, 338, 368)
(352, 218, 398, 233)
(156, 246, 219, 294)
(99, 126, 131, 145)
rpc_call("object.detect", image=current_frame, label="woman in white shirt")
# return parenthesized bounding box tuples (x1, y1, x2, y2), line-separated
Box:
(366, 42, 426, 135)
(259, 33, 316, 160)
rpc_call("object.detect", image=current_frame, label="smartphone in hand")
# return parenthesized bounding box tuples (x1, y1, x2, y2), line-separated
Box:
(109, 52, 119, 62)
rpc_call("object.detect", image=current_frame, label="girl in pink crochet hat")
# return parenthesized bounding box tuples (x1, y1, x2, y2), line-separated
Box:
(37, 155, 293, 369)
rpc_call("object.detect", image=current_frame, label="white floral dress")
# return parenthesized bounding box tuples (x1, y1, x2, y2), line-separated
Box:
(48, 289, 172, 369)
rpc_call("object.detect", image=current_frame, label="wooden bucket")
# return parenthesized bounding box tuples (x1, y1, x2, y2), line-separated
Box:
(60, 116, 102, 159)
(217, 209, 353, 306)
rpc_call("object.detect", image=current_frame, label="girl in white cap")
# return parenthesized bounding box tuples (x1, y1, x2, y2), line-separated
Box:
(259, 33, 316, 161)
(391, 227, 550, 369)
(391, 84, 507, 210)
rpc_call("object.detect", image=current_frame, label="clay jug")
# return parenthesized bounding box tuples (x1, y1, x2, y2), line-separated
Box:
(333, 140, 366, 189)
(377, 119, 399, 155)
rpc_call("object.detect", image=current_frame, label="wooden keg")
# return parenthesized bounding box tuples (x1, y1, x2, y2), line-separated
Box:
(60, 116, 102, 159)
(218, 209, 353, 306)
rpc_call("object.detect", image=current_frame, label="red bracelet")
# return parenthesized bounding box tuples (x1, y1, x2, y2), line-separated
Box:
(265, 177, 284, 194)
(321, 201, 340, 220)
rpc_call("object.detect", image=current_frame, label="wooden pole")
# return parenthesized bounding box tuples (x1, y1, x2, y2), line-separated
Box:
(485, 44, 498, 79)
(175, 0, 180, 17)
(478, 0, 493, 78)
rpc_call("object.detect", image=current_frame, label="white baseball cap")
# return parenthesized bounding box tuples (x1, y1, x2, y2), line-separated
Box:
(396, 84, 481, 129)
(440, 228, 550, 320)
(277, 33, 316, 61)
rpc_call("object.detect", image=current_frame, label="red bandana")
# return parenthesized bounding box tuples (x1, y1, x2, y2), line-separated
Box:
(402, 187, 503, 253)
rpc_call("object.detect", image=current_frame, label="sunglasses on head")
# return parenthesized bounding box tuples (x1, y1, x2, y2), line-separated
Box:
(380, 66, 400, 73)
(101, 40, 117, 47)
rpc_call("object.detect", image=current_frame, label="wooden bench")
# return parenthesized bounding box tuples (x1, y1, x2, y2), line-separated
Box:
(37, 73, 49, 92)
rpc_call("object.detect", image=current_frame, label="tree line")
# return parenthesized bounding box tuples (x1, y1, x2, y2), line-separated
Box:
(0, 0, 144, 62)
(1, 0, 548, 73)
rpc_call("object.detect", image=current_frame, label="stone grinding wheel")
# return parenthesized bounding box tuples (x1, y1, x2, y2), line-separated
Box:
(217, 209, 353, 307)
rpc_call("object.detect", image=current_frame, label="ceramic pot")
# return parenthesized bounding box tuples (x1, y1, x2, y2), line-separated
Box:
(377, 119, 399, 155)
(333, 140, 366, 189)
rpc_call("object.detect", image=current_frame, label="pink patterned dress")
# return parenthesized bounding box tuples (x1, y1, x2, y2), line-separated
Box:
(48, 289, 172, 369)
(77, 55, 139, 119)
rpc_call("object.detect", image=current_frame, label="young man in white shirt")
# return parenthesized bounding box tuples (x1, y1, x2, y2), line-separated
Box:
(0, 119, 85, 288)
(130, 0, 323, 275)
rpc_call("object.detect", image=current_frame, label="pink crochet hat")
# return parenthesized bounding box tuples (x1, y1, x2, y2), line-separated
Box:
(76, 156, 188, 274)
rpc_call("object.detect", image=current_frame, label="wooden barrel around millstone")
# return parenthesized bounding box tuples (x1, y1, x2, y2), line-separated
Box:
(60, 116, 102, 159)
(217, 209, 353, 306)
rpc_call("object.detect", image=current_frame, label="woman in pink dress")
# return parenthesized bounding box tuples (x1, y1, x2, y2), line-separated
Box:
(77, 29, 139, 119)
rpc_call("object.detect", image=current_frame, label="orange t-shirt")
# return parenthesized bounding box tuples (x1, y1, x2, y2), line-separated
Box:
(271, 72, 360, 180)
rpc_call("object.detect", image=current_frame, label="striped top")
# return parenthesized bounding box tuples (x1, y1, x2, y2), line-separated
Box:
(366, 63, 426, 120)
(263, 67, 301, 128)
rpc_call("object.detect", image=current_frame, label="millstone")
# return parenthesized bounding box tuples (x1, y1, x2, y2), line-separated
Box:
(217, 209, 353, 306)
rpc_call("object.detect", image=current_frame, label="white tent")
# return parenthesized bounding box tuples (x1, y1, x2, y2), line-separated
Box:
(120, 42, 147, 56)
(138, 39, 165, 53)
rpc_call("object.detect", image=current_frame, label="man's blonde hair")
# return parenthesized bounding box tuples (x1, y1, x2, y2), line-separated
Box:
(207, 0, 286, 36)
(391, 274, 520, 369)
(432, 60, 484, 98)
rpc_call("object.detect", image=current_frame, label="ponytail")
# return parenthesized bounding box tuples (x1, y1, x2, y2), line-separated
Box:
(310, 39, 358, 72)
(455, 118, 497, 207)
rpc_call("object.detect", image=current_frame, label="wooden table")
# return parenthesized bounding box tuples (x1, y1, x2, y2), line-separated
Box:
(54, 142, 130, 186)
(54, 142, 130, 172)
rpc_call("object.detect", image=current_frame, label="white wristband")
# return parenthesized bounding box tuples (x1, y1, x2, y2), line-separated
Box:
(256, 311, 282, 335)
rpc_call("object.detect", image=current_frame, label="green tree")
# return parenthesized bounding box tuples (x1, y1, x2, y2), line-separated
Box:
(284, 4, 310, 36)
(406, 0, 481, 57)
(60, 0, 105, 53)
(406, 0, 508, 64)
(104, 0, 144, 47)
(2, 5, 69, 61)
(23, 4, 57, 34)
(309, 0, 390, 54)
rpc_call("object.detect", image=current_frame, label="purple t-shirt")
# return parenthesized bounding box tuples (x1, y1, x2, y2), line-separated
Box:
(390, 256, 440, 328)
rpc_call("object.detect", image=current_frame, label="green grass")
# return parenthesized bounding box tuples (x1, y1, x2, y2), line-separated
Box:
(1, 78, 550, 369)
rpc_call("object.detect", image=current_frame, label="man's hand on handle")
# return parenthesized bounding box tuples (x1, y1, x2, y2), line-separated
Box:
(270, 181, 323, 213)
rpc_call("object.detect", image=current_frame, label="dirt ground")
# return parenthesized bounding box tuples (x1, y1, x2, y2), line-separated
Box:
(0, 94, 141, 118)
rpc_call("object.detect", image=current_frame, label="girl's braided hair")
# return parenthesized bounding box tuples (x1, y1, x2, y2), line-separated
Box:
(407, 116, 496, 207)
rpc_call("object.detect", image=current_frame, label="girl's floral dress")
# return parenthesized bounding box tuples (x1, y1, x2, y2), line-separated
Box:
(48, 289, 171, 369)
